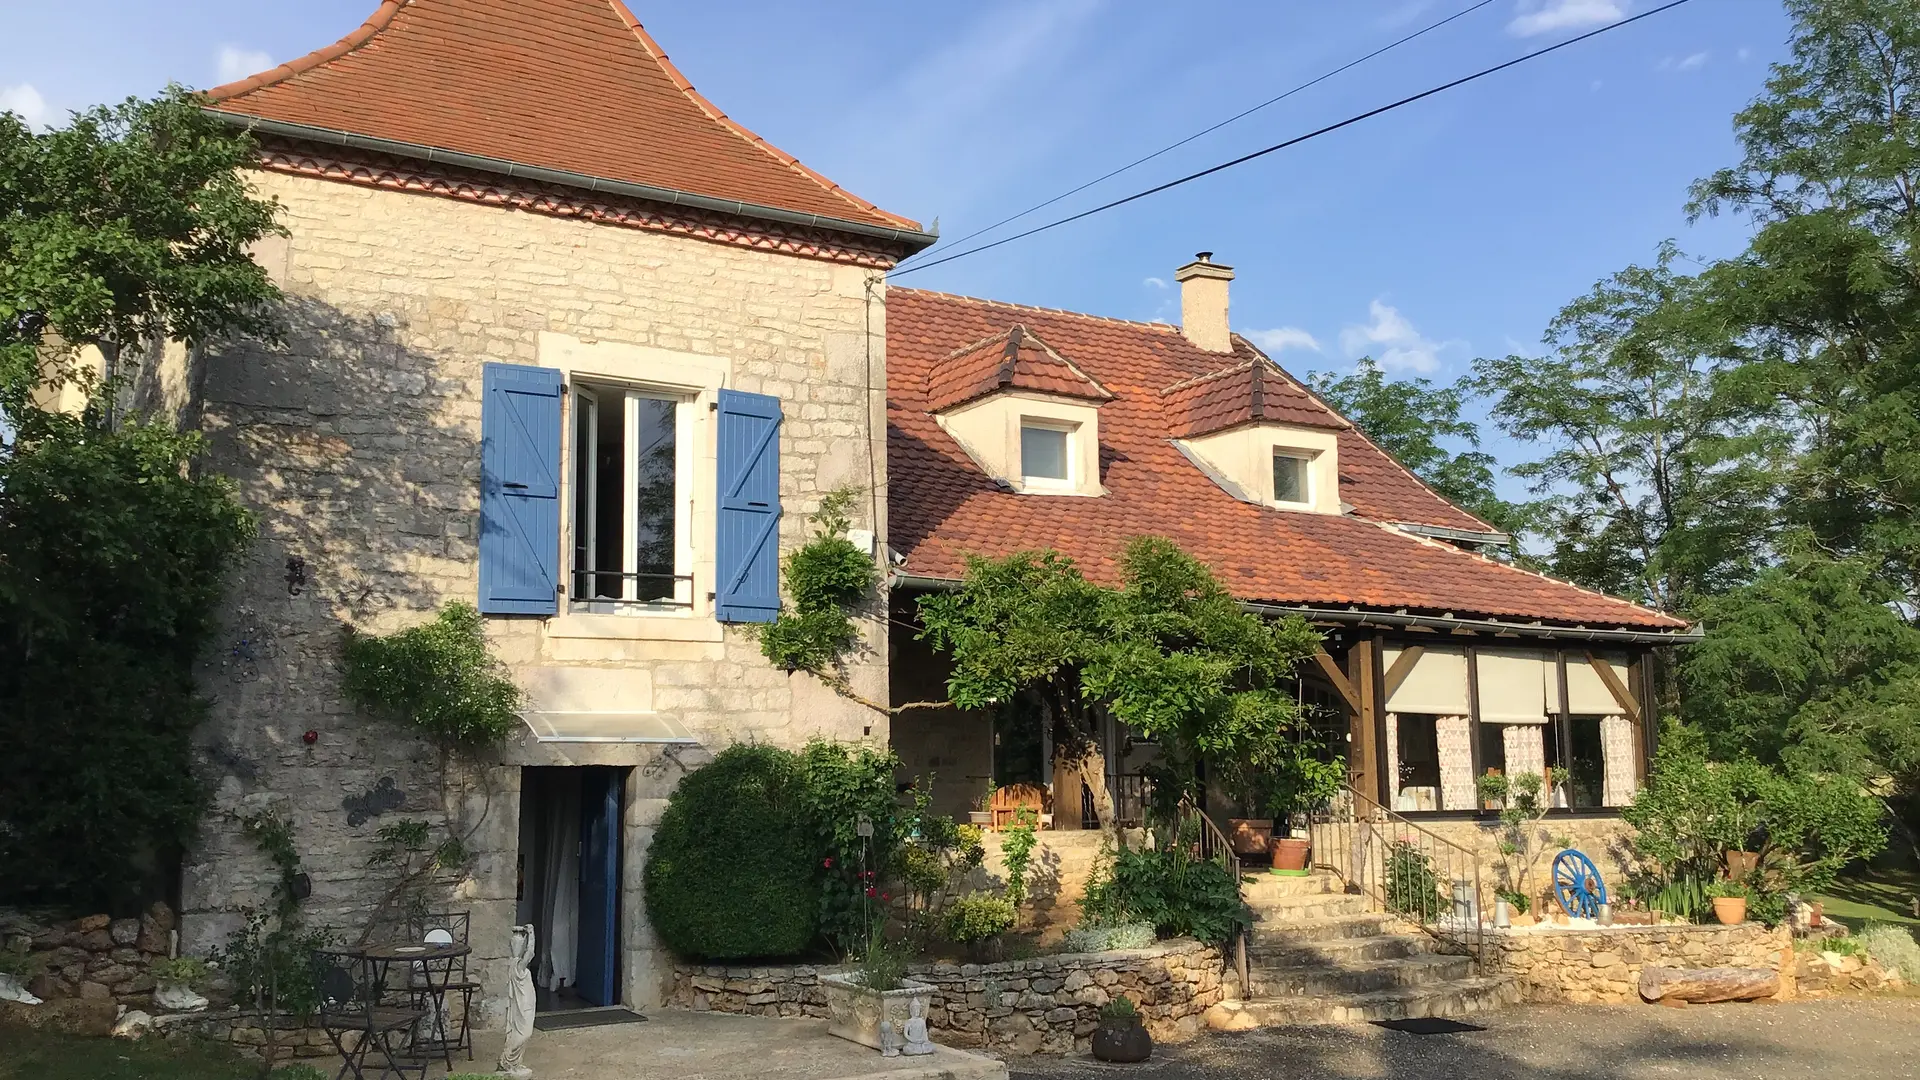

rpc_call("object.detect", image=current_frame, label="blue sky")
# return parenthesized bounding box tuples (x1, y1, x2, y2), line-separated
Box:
(0, 0, 1792, 498)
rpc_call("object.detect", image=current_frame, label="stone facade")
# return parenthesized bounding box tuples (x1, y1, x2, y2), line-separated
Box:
(669, 939, 1225, 1055)
(1482, 922, 1789, 1004)
(177, 167, 897, 1023)
(1308, 815, 1641, 910)
(1, 905, 178, 1010)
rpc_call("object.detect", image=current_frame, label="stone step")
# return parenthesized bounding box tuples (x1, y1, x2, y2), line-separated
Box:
(1223, 975, 1522, 1026)
(1241, 872, 1344, 900)
(1248, 931, 1435, 968)
(1246, 893, 1371, 923)
(1246, 952, 1475, 998)
(1246, 913, 1402, 947)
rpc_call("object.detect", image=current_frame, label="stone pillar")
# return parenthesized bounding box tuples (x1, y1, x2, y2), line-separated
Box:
(1436, 716, 1475, 811)
(1601, 715, 1637, 806)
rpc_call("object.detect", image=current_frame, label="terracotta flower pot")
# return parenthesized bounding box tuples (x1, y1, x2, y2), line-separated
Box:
(1091, 1019, 1152, 1063)
(1269, 836, 1311, 872)
(1712, 896, 1748, 925)
(1229, 819, 1274, 857)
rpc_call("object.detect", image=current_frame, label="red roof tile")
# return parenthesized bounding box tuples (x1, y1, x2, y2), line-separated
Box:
(1161, 358, 1346, 438)
(207, 0, 916, 233)
(887, 289, 1687, 630)
(925, 325, 1113, 413)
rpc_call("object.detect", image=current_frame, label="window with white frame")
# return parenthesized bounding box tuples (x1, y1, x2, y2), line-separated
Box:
(1272, 449, 1311, 505)
(1020, 420, 1073, 488)
(571, 381, 694, 610)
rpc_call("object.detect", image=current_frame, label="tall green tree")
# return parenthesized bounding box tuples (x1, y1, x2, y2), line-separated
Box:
(915, 537, 1323, 832)
(1308, 357, 1527, 535)
(0, 89, 278, 907)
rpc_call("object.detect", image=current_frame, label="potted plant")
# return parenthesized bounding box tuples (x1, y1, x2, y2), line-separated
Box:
(150, 956, 213, 1013)
(823, 930, 935, 1054)
(1091, 994, 1152, 1063)
(1266, 749, 1345, 872)
(969, 780, 995, 827)
(1708, 879, 1750, 925)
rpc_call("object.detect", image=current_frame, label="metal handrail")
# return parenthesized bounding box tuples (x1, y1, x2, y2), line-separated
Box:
(1308, 784, 1486, 968)
(1177, 799, 1250, 999)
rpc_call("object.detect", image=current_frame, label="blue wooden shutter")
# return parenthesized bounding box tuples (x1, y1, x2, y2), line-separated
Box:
(479, 363, 562, 615)
(715, 389, 783, 622)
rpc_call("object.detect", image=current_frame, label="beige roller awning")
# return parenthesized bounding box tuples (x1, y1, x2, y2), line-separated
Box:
(1476, 648, 1550, 725)
(1556, 652, 1634, 715)
(1384, 645, 1468, 715)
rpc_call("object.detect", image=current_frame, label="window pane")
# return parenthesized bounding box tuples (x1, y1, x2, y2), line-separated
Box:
(573, 393, 595, 598)
(1273, 453, 1307, 503)
(593, 395, 624, 598)
(1478, 723, 1507, 809)
(632, 396, 678, 602)
(1568, 715, 1604, 808)
(1021, 424, 1069, 481)
(1394, 714, 1441, 811)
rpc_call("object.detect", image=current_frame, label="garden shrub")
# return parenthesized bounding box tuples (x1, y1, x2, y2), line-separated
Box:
(1384, 842, 1446, 919)
(942, 893, 1016, 944)
(1861, 923, 1920, 983)
(341, 601, 520, 748)
(644, 744, 820, 960)
(797, 739, 904, 955)
(1080, 844, 1247, 945)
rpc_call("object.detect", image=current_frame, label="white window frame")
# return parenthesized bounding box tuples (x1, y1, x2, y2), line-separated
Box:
(1271, 447, 1314, 508)
(1019, 418, 1076, 490)
(569, 379, 697, 615)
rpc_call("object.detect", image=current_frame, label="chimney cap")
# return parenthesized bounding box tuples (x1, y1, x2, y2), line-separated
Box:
(1195, 251, 1213, 262)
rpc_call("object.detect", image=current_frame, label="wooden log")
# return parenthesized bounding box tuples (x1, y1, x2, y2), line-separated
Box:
(1638, 966, 1780, 1004)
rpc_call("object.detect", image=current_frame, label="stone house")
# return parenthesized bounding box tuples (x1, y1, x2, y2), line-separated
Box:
(883, 259, 1697, 887)
(164, 0, 931, 1021)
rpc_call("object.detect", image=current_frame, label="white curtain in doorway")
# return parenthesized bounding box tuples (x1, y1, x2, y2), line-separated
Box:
(541, 780, 581, 992)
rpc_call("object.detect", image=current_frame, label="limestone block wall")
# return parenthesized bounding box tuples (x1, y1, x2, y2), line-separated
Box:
(668, 939, 1225, 1054)
(179, 168, 894, 1023)
(1483, 922, 1790, 1004)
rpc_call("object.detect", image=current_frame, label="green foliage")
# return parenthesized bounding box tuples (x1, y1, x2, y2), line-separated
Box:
(1494, 889, 1530, 916)
(0, 941, 45, 980)
(853, 925, 910, 992)
(941, 893, 1016, 944)
(1384, 842, 1446, 920)
(918, 537, 1322, 827)
(999, 809, 1039, 905)
(796, 738, 904, 955)
(1861, 923, 1920, 983)
(362, 818, 470, 938)
(1477, 769, 1563, 899)
(1222, 742, 1345, 821)
(643, 744, 820, 961)
(1308, 357, 1527, 535)
(242, 811, 304, 919)
(149, 956, 211, 988)
(270, 1067, 332, 1080)
(1080, 843, 1248, 945)
(1099, 994, 1139, 1023)
(1641, 873, 1712, 923)
(759, 488, 875, 673)
(341, 601, 521, 749)
(212, 911, 336, 1017)
(1705, 878, 1752, 901)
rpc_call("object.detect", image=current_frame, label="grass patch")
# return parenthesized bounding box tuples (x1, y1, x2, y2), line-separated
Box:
(1812, 863, 1920, 931)
(0, 1030, 268, 1080)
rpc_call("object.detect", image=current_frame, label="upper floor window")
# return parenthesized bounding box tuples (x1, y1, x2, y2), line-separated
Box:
(572, 381, 693, 610)
(1020, 420, 1073, 488)
(1272, 450, 1311, 506)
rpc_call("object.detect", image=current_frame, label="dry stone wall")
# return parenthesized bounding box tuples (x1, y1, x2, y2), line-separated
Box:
(1483, 922, 1790, 1004)
(670, 939, 1226, 1055)
(1, 905, 177, 1010)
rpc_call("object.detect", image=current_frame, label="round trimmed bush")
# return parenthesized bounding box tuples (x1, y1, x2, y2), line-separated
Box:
(643, 744, 819, 960)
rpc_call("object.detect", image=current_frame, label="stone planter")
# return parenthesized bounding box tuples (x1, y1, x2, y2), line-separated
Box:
(1712, 897, 1747, 925)
(1091, 1019, 1152, 1063)
(821, 973, 934, 1054)
(1229, 819, 1273, 857)
(1269, 837, 1310, 872)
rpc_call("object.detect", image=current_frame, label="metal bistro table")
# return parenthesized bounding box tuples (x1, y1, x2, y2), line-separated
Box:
(359, 939, 473, 1071)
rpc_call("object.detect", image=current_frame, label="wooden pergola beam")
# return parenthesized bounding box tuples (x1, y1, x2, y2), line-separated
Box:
(1312, 648, 1363, 715)
(1585, 651, 1642, 723)
(1382, 644, 1426, 699)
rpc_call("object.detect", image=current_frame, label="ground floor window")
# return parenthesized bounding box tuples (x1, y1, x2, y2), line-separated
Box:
(1477, 721, 1507, 809)
(1394, 714, 1442, 811)
(571, 381, 691, 609)
(1545, 714, 1606, 808)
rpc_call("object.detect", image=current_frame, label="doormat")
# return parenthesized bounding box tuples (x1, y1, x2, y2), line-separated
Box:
(1371, 1017, 1485, 1035)
(535, 1008, 649, 1031)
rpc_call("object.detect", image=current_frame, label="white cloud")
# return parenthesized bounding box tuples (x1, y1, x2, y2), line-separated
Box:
(1246, 327, 1322, 354)
(1339, 299, 1453, 374)
(0, 84, 51, 129)
(216, 45, 274, 86)
(1142, 276, 1167, 290)
(1657, 51, 1710, 72)
(1507, 0, 1627, 38)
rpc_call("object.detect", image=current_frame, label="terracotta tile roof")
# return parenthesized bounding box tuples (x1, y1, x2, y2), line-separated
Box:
(887, 288, 1687, 630)
(925, 325, 1113, 413)
(1162, 358, 1346, 438)
(207, 0, 917, 233)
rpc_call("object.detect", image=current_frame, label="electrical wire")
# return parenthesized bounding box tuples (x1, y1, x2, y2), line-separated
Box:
(890, 0, 1695, 279)
(893, 0, 1498, 269)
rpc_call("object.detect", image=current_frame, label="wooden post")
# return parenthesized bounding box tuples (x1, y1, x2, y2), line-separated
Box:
(1347, 634, 1383, 807)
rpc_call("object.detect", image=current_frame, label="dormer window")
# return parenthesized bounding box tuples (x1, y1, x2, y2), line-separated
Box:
(1021, 421, 1073, 487)
(1272, 450, 1311, 506)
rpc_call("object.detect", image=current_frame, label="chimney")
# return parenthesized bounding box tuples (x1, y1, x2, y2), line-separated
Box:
(1174, 252, 1234, 353)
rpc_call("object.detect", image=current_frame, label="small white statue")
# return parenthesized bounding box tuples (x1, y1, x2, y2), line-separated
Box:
(498, 924, 537, 1080)
(902, 997, 934, 1056)
(879, 1019, 901, 1057)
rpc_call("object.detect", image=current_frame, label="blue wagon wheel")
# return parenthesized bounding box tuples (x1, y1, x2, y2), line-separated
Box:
(1552, 849, 1607, 919)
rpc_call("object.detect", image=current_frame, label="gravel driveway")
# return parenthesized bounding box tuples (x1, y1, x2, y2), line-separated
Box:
(1010, 998, 1920, 1080)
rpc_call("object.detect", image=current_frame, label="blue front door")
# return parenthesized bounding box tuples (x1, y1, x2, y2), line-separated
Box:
(576, 767, 623, 1006)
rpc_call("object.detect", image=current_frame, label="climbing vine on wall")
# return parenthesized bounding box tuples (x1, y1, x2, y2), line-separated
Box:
(341, 601, 521, 748)
(758, 487, 876, 676)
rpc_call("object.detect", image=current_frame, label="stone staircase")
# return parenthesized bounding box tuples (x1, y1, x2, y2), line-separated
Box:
(1220, 870, 1520, 1025)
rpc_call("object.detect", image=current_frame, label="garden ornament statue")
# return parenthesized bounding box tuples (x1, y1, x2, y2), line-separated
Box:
(903, 996, 935, 1056)
(498, 923, 537, 1080)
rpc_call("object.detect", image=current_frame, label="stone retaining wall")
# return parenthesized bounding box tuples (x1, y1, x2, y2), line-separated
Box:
(154, 1010, 337, 1061)
(670, 939, 1227, 1054)
(0, 904, 178, 1010)
(1483, 922, 1791, 1003)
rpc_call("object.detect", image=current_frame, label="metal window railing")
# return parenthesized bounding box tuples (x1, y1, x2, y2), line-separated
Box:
(569, 569, 694, 608)
(1308, 784, 1486, 969)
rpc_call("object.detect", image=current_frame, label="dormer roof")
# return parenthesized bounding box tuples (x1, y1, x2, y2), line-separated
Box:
(924, 325, 1113, 413)
(1161, 358, 1348, 439)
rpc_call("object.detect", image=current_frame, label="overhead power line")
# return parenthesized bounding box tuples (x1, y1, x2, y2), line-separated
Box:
(891, 0, 1695, 280)
(894, 0, 1498, 269)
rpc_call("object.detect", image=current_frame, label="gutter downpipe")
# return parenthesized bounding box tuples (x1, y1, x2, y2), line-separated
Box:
(889, 572, 1701, 647)
(202, 112, 942, 254)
